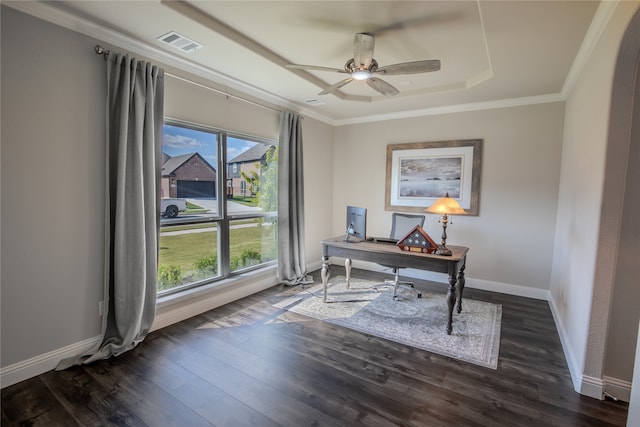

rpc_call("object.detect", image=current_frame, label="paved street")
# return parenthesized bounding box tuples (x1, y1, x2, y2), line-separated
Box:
(187, 198, 262, 215)
(160, 198, 271, 232)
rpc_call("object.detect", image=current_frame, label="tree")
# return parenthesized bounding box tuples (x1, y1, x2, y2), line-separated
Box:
(259, 146, 278, 213)
(240, 163, 260, 197)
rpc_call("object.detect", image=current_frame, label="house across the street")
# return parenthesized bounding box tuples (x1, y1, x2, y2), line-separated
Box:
(161, 152, 216, 198)
(227, 144, 275, 198)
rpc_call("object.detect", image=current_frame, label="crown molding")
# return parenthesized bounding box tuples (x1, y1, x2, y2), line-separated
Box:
(2, 0, 331, 125)
(561, 1, 620, 98)
(333, 92, 566, 126)
(3, 0, 615, 127)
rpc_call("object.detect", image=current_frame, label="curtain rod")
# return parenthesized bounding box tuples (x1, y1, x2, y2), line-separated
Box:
(164, 73, 283, 114)
(94, 44, 109, 59)
(94, 44, 284, 115)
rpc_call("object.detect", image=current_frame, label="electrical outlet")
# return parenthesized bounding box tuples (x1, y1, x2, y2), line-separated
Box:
(98, 300, 104, 316)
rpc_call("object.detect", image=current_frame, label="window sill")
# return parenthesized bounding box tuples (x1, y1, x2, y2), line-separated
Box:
(151, 265, 279, 332)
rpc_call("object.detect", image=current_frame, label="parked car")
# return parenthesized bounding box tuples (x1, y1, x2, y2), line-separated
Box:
(161, 198, 187, 218)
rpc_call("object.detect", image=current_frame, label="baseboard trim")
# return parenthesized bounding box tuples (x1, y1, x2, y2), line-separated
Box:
(307, 259, 323, 272)
(151, 267, 279, 332)
(604, 375, 632, 402)
(324, 259, 551, 301)
(547, 294, 627, 401)
(7, 261, 625, 401)
(581, 375, 605, 400)
(1, 335, 101, 389)
(1, 268, 280, 389)
(463, 276, 550, 300)
(548, 294, 586, 396)
(315, 257, 631, 402)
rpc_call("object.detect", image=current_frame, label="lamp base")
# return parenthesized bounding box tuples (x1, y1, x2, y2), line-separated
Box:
(435, 246, 452, 256)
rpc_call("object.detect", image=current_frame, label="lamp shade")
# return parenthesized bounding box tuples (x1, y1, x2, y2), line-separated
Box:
(425, 193, 467, 215)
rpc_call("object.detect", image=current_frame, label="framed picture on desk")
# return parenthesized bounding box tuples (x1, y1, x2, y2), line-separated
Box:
(385, 139, 482, 216)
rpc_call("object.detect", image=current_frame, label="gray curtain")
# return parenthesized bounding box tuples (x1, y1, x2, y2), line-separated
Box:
(277, 112, 311, 285)
(58, 52, 164, 369)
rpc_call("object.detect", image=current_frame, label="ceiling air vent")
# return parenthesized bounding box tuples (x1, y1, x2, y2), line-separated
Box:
(157, 31, 203, 53)
(305, 99, 325, 106)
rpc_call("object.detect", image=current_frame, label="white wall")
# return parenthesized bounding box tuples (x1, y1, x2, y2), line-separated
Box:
(550, 1, 640, 398)
(332, 103, 564, 296)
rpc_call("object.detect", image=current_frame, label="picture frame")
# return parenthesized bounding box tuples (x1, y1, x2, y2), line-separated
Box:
(385, 139, 482, 216)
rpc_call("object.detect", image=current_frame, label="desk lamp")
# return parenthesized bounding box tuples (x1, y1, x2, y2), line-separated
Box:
(425, 193, 467, 256)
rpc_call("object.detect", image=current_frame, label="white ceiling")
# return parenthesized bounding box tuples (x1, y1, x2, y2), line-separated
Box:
(8, 1, 607, 125)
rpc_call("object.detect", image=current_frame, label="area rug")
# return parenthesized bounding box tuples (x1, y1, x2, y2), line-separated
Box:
(275, 277, 502, 369)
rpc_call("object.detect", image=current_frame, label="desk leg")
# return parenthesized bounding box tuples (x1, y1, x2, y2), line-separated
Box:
(321, 256, 330, 303)
(456, 264, 466, 314)
(446, 274, 458, 335)
(345, 258, 352, 289)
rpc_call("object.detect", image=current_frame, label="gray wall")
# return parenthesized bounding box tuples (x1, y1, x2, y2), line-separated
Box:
(332, 104, 564, 292)
(0, 5, 335, 371)
(2, 2, 638, 403)
(550, 1, 640, 398)
(603, 7, 640, 389)
(2, 7, 106, 367)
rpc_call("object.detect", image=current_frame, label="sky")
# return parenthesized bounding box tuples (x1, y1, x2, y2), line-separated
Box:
(163, 124, 256, 166)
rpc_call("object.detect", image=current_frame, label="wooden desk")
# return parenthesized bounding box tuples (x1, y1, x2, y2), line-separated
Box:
(321, 236, 468, 335)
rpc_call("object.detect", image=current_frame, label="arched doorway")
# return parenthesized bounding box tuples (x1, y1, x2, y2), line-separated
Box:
(594, 6, 640, 421)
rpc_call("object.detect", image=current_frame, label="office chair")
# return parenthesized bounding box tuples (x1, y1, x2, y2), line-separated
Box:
(377, 213, 425, 300)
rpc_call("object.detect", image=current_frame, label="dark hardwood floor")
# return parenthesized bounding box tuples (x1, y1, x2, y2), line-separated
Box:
(2, 268, 629, 426)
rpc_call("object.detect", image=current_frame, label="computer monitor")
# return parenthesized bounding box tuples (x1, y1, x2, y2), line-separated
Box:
(345, 206, 367, 242)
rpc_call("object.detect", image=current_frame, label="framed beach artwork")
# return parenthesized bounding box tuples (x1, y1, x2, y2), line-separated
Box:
(385, 139, 482, 216)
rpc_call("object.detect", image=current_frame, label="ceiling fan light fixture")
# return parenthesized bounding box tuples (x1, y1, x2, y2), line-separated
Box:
(287, 33, 439, 96)
(351, 70, 371, 80)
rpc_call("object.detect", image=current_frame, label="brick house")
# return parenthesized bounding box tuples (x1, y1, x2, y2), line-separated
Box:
(227, 144, 275, 198)
(161, 152, 216, 198)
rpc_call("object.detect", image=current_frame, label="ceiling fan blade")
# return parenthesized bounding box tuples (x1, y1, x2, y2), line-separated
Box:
(367, 77, 400, 97)
(370, 13, 464, 37)
(286, 64, 346, 73)
(376, 60, 441, 75)
(353, 33, 375, 69)
(319, 77, 354, 95)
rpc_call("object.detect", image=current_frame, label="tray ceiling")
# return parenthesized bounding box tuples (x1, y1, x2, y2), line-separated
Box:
(6, 1, 605, 125)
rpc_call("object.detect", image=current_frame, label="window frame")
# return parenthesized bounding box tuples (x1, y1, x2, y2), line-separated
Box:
(159, 119, 278, 297)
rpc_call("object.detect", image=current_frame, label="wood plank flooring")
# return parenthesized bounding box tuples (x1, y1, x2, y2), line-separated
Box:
(2, 268, 629, 426)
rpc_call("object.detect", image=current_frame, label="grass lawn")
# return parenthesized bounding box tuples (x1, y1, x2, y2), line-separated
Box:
(230, 196, 258, 207)
(159, 223, 276, 279)
(184, 200, 207, 214)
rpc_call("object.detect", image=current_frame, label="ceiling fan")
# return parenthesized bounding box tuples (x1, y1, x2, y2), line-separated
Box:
(287, 33, 441, 97)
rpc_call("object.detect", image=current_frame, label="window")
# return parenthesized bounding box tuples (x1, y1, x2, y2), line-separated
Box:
(158, 121, 278, 294)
